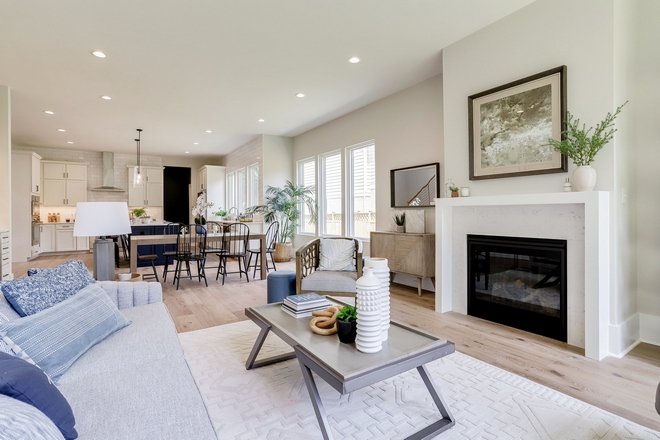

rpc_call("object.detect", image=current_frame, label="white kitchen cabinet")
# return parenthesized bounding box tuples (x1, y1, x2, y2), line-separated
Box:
(1, 231, 10, 280)
(127, 166, 163, 207)
(55, 224, 76, 252)
(76, 236, 90, 251)
(199, 165, 226, 220)
(42, 161, 88, 206)
(40, 224, 55, 252)
(31, 154, 41, 195)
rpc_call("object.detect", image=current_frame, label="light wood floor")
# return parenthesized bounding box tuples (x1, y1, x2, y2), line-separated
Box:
(12, 252, 660, 431)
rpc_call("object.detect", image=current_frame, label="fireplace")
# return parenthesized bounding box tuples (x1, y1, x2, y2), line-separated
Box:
(467, 235, 567, 342)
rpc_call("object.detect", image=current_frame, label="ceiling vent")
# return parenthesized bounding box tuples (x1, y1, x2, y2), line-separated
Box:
(91, 152, 125, 192)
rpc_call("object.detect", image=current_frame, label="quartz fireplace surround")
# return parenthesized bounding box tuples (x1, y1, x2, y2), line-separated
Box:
(435, 192, 610, 360)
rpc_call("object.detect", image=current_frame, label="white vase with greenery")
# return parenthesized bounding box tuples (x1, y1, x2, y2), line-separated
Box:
(547, 102, 627, 192)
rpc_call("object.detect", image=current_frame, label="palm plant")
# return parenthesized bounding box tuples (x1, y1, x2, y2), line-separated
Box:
(247, 181, 317, 243)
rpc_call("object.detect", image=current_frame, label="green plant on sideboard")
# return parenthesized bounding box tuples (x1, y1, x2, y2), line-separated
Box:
(393, 213, 405, 227)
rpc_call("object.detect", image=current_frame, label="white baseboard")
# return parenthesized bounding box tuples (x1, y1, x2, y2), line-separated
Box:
(608, 313, 640, 358)
(640, 313, 660, 347)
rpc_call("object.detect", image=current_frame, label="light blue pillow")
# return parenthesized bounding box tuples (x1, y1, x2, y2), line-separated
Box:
(0, 394, 65, 440)
(0, 283, 131, 380)
(1, 260, 95, 316)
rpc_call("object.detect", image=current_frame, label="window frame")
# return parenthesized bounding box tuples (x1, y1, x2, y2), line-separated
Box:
(296, 157, 317, 236)
(318, 150, 343, 237)
(226, 171, 235, 210)
(236, 167, 247, 212)
(247, 162, 259, 208)
(345, 140, 376, 240)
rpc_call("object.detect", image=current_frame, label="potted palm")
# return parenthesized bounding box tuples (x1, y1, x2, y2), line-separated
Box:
(547, 102, 627, 191)
(247, 181, 317, 262)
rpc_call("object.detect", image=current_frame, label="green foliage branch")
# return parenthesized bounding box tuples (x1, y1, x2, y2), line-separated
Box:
(247, 180, 317, 243)
(336, 305, 357, 322)
(547, 102, 627, 167)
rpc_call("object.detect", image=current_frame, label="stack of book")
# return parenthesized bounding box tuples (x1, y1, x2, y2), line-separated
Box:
(281, 293, 330, 318)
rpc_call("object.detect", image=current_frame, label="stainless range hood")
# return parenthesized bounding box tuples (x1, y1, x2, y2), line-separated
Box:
(91, 152, 126, 192)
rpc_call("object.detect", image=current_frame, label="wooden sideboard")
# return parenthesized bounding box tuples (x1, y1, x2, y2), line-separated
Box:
(369, 231, 435, 296)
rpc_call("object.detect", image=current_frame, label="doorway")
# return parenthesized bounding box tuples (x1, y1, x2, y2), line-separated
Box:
(163, 167, 191, 225)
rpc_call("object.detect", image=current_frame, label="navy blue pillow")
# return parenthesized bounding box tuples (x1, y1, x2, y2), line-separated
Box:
(0, 352, 78, 439)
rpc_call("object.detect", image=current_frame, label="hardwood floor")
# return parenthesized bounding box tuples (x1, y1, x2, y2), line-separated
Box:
(12, 252, 660, 431)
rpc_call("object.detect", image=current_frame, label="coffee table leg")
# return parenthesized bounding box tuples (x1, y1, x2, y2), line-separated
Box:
(298, 360, 334, 440)
(245, 320, 297, 370)
(401, 365, 455, 440)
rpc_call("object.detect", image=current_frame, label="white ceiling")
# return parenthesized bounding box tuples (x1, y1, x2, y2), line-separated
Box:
(0, 0, 533, 157)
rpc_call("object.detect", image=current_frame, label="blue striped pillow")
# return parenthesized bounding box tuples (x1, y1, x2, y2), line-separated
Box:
(0, 283, 131, 380)
(0, 395, 65, 440)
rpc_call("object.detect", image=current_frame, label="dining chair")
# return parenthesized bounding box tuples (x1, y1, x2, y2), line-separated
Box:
(201, 221, 225, 275)
(172, 224, 208, 290)
(247, 221, 279, 279)
(216, 222, 250, 285)
(162, 222, 185, 282)
(121, 234, 159, 281)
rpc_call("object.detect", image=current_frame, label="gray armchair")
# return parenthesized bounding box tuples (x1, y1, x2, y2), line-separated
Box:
(295, 237, 362, 296)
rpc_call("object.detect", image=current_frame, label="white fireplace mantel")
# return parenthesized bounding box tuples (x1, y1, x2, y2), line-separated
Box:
(434, 191, 610, 360)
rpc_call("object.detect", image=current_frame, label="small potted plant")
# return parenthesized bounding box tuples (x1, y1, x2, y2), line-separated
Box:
(336, 305, 357, 344)
(393, 213, 405, 233)
(449, 185, 459, 198)
(131, 207, 146, 224)
(212, 208, 228, 219)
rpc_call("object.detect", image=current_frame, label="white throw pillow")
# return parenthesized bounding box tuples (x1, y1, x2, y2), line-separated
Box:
(318, 239, 356, 272)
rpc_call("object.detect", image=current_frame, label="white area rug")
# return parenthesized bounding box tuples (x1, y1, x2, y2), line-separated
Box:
(179, 320, 660, 440)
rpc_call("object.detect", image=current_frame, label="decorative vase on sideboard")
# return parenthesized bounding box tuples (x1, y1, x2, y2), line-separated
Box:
(572, 166, 597, 192)
(396, 225, 405, 233)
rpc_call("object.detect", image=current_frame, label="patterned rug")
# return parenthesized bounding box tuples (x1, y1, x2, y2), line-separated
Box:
(179, 320, 660, 440)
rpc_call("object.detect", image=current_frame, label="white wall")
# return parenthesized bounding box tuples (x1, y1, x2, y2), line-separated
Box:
(635, 1, 660, 339)
(0, 86, 10, 232)
(292, 75, 443, 290)
(263, 135, 293, 190)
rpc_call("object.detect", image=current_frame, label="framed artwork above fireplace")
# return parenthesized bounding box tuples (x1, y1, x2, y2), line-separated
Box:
(468, 65, 568, 180)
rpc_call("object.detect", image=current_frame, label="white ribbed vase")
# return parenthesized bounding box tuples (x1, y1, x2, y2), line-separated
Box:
(355, 267, 382, 353)
(365, 257, 390, 341)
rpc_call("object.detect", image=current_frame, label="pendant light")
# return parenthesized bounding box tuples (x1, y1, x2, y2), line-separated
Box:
(133, 129, 143, 187)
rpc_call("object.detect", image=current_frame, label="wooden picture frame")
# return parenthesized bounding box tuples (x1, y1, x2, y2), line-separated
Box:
(468, 66, 567, 180)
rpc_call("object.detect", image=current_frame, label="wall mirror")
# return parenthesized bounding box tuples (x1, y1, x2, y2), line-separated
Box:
(390, 162, 440, 208)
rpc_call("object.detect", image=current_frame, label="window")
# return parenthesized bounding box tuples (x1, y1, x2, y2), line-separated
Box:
(297, 158, 316, 234)
(226, 172, 235, 210)
(247, 163, 259, 208)
(236, 167, 247, 212)
(319, 151, 342, 236)
(346, 141, 376, 239)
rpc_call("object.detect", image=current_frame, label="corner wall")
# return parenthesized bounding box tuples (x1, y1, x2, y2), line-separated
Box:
(0, 86, 10, 232)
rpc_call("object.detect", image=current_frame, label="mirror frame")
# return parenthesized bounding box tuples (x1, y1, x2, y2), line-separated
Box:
(390, 162, 440, 208)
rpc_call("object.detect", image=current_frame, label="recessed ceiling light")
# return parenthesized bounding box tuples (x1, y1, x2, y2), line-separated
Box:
(91, 51, 106, 58)
(193, 142, 199, 145)
(295, 93, 305, 98)
(258, 119, 265, 122)
(185, 151, 190, 154)
(349, 57, 360, 63)
(67, 141, 73, 144)
(57, 129, 66, 132)
(44, 110, 54, 115)
(205, 130, 212, 133)
(100, 95, 111, 100)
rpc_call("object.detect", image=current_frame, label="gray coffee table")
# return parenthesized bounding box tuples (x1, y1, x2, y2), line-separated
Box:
(244, 300, 456, 440)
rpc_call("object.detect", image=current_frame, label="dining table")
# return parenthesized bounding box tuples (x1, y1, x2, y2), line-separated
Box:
(129, 232, 268, 280)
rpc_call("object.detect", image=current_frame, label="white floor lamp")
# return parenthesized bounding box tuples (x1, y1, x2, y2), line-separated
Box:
(74, 202, 132, 281)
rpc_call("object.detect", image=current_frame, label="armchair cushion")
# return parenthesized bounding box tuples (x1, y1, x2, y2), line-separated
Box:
(318, 238, 356, 272)
(300, 270, 358, 293)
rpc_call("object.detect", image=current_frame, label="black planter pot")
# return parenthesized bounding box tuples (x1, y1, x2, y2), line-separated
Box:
(337, 319, 357, 344)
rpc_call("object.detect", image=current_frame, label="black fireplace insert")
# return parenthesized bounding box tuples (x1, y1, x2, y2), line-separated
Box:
(467, 235, 567, 342)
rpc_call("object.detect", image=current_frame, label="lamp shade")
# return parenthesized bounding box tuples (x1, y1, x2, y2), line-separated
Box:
(73, 202, 132, 237)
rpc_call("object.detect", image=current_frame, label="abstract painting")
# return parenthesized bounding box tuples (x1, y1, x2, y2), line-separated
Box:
(469, 66, 567, 180)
